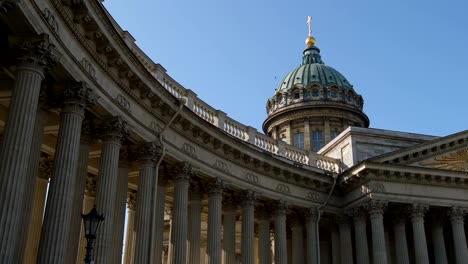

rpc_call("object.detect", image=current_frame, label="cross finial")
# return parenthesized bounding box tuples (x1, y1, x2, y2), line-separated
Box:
(307, 16, 312, 36)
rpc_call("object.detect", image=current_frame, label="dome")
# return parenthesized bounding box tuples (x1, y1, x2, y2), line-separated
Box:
(276, 46, 353, 92)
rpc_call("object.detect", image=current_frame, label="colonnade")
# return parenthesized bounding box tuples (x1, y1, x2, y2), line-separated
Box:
(0, 33, 467, 264)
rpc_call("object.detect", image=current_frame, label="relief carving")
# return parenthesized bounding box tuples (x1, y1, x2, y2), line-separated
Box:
(276, 183, 290, 194)
(42, 8, 59, 33)
(81, 58, 96, 79)
(116, 94, 131, 112)
(362, 182, 385, 194)
(307, 191, 324, 203)
(150, 120, 162, 134)
(181, 143, 197, 159)
(245, 173, 259, 184)
(214, 160, 230, 174)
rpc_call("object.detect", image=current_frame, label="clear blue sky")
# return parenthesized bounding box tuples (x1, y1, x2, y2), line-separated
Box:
(104, 0, 468, 136)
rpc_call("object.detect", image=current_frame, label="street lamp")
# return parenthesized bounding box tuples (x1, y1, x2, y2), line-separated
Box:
(81, 205, 104, 264)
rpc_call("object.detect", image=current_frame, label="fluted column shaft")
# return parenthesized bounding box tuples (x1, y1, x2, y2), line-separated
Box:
(66, 132, 93, 264)
(206, 178, 224, 264)
(369, 208, 388, 264)
(393, 218, 410, 264)
(134, 159, 156, 264)
(124, 191, 137, 264)
(305, 209, 318, 264)
(38, 83, 94, 264)
(241, 191, 256, 264)
(274, 201, 288, 264)
(0, 58, 48, 262)
(223, 204, 237, 264)
(94, 120, 126, 264)
(410, 204, 429, 264)
(353, 214, 369, 264)
(17, 107, 48, 263)
(331, 226, 340, 264)
(291, 221, 304, 264)
(187, 191, 202, 264)
(23, 175, 49, 264)
(153, 179, 167, 264)
(449, 207, 468, 264)
(170, 163, 191, 264)
(257, 213, 271, 264)
(338, 219, 353, 264)
(430, 219, 447, 264)
(112, 161, 130, 264)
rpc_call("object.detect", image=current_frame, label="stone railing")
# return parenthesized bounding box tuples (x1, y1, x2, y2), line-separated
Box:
(127, 35, 342, 172)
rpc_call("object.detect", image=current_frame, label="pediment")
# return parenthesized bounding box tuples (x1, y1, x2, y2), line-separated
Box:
(370, 130, 468, 173)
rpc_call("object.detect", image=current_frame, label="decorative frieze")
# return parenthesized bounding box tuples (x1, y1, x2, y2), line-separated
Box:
(150, 120, 162, 134)
(362, 182, 385, 194)
(42, 8, 59, 33)
(181, 143, 197, 159)
(213, 160, 230, 174)
(115, 94, 131, 112)
(245, 173, 259, 185)
(276, 183, 290, 194)
(81, 58, 96, 79)
(306, 191, 323, 203)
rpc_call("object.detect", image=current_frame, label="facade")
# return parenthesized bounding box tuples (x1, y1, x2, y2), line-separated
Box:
(0, 1, 466, 264)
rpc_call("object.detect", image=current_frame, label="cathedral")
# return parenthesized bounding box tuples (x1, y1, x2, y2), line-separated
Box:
(0, 1, 466, 264)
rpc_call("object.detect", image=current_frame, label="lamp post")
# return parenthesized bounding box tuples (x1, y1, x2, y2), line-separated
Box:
(82, 205, 104, 264)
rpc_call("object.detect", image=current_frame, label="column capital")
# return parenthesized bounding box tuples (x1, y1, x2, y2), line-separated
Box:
(364, 199, 388, 217)
(99, 116, 129, 143)
(274, 200, 288, 215)
(305, 207, 319, 222)
(158, 165, 170, 185)
(135, 141, 161, 163)
(118, 143, 133, 167)
(240, 190, 258, 206)
(80, 117, 97, 146)
(174, 161, 191, 182)
(448, 206, 466, 222)
(85, 174, 97, 197)
(390, 210, 409, 226)
(63, 82, 97, 109)
(127, 190, 137, 211)
(208, 176, 226, 196)
(409, 203, 429, 219)
(0, 0, 19, 14)
(347, 207, 367, 222)
(13, 33, 61, 71)
(256, 205, 271, 221)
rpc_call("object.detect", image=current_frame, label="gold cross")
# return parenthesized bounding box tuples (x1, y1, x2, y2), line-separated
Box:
(307, 16, 312, 36)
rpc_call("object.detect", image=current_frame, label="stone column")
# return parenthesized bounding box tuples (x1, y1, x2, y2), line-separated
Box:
(153, 174, 168, 264)
(350, 208, 369, 264)
(304, 118, 311, 150)
(449, 207, 468, 264)
(93, 116, 128, 263)
(187, 181, 202, 264)
(257, 208, 271, 264)
(170, 162, 191, 264)
(23, 155, 52, 264)
(241, 190, 257, 264)
(274, 200, 288, 264)
(77, 175, 97, 264)
(392, 214, 410, 264)
(18, 105, 49, 263)
(223, 199, 237, 264)
(331, 226, 340, 264)
(367, 200, 388, 264)
(305, 208, 318, 264)
(66, 121, 94, 264)
(338, 217, 353, 264)
(124, 191, 137, 264)
(290, 214, 304, 264)
(112, 144, 131, 264)
(134, 142, 159, 264)
(0, 34, 58, 263)
(410, 203, 429, 264)
(38, 82, 95, 264)
(206, 177, 225, 264)
(431, 215, 448, 264)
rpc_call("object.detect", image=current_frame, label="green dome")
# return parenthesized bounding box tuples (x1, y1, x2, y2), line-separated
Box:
(276, 46, 353, 92)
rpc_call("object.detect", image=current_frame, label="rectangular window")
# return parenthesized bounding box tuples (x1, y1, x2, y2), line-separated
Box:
(312, 131, 323, 151)
(293, 132, 304, 149)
